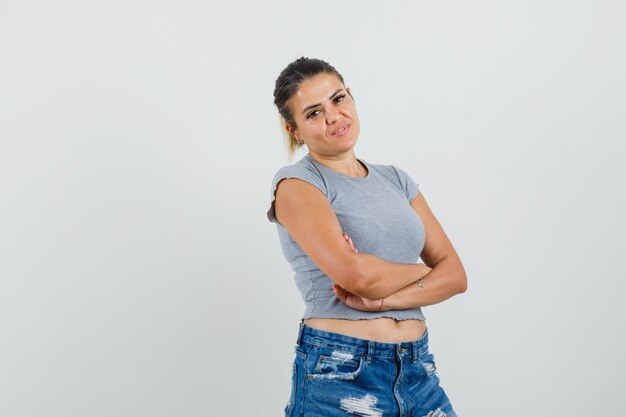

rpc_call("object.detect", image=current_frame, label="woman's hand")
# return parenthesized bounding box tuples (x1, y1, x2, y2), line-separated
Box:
(333, 283, 386, 311)
(342, 232, 358, 253)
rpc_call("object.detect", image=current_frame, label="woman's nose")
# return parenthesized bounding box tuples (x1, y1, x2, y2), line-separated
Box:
(326, 107, 341, 123)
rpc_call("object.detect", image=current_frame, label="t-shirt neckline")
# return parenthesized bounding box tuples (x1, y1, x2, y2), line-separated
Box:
(305, 153, 371, 181)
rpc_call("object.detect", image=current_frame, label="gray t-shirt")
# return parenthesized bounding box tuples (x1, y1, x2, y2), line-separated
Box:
(268, 153, 426, 321)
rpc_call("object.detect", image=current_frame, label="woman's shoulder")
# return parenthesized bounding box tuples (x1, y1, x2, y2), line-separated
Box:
(268, 154, 328, 224)
(270, 154, 327, 197)
(271, 154, 324, 186)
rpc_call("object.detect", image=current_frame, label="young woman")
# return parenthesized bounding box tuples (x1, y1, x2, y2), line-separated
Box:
(268, 57, 467, 417)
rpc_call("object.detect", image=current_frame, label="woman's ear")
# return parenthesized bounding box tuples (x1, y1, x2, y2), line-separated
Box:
(285, 123, 298, 140)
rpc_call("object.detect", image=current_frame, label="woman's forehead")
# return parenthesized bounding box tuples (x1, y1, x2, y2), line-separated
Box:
(293, 74, 345, 109)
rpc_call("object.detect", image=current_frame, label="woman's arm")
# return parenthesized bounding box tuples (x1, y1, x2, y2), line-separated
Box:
(334, 258, 465, 310)
(396, 191, 468, 305)
(274, 178, 425, 299)
(334, 192, 467, 309)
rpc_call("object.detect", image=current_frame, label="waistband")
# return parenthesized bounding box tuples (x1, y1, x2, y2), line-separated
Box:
(295, 321, 429, 361)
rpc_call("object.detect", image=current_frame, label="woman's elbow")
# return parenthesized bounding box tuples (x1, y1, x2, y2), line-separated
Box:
(334, 255, 369, 295)
(456, 269, 468, 294)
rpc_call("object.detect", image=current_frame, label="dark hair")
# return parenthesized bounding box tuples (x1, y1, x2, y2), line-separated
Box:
(273, 57, 346, 156)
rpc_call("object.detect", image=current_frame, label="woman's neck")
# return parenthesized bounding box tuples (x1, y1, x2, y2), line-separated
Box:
(309, 151, 364, 178)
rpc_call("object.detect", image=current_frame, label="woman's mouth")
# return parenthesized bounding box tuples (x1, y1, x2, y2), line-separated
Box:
(332, 124, 350, 137)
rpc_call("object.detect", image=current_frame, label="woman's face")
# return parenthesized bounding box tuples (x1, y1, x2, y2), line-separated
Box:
(287, 72, 360, 157)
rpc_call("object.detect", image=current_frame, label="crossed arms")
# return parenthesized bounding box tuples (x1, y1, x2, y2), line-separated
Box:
(273, 178, 467, 311)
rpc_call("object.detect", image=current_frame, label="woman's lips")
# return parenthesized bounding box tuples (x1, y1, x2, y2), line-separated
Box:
(332, 124, 350, 137)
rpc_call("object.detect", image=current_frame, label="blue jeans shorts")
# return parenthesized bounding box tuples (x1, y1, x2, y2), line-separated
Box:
(284, 322, 457, 417)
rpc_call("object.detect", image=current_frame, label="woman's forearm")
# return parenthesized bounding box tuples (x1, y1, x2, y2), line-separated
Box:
(383, 256, 467, 309)
(349, 253, 425, 299)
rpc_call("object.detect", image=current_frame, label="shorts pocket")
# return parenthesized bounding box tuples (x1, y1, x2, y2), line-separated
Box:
(304, 346, 364, 381)
(418, 349, 438, 377)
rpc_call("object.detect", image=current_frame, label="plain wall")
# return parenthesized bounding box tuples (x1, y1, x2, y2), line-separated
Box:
(1, 1, 624, 416)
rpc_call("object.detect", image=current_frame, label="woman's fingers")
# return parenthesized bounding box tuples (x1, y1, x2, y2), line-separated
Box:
(342, 232, 358, 253)
(334, 284, 382, 312)
(333, 284, 348, 303)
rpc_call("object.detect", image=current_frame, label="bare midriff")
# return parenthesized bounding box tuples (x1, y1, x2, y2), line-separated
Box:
(303, 317, 427, 344)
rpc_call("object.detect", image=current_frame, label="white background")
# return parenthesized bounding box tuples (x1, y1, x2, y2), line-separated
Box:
(1, 1, 625, 416)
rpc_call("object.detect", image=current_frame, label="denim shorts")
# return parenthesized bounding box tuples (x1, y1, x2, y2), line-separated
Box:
(284, 322, 457, 417)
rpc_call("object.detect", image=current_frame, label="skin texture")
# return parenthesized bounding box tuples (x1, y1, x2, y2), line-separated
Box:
(274, 73, 467, 343)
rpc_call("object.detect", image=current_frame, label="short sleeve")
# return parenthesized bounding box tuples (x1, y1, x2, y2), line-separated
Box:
(267, 165, 328, 224)
(391, 165, 420, 202)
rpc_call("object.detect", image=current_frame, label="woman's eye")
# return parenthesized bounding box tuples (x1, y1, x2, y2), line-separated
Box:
(307, 110, 320, 119)
(335, 94, 346, 103)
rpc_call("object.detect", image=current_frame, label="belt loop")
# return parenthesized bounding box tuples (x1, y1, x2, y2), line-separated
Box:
(412, 341, 419, 364)
(366, 341, 375, 364)
(296, 320, 305, 347)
